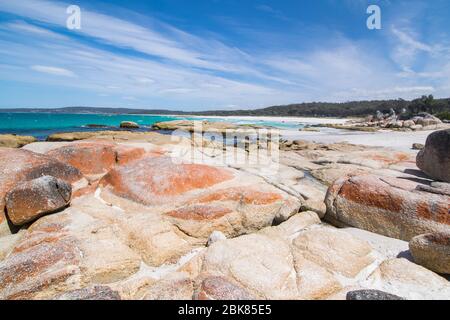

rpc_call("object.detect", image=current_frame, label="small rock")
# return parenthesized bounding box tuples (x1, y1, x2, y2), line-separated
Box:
(120, 121, 140, 129)
(207, 231, 227, 246)
(409, 232, 450, 274)
(412, 143, 424, 150)
(346, 289, 405, 300)
(403, 120, 415, 128)
(5, 176, 72, 226)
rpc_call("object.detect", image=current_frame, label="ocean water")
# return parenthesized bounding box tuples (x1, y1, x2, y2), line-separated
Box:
(0, 113, 179, 140)
(0, 112, 303, 140)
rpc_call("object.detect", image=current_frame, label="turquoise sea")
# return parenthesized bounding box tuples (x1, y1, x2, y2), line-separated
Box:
(0, 113, 179, 140)
(0, 113, 302, 140)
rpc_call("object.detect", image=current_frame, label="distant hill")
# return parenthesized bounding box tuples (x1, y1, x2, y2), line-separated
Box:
(0, 106, 181, 115)
(2, 96, 449, 119)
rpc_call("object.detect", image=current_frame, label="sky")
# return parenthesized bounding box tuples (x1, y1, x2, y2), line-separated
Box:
(0, 0, 449, 111)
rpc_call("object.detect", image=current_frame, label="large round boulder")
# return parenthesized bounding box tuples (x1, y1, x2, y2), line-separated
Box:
(5, 176, 72, 226)
(0, 148, 84, 225)
(416, 129, 450, 182)
(325, 175, 450, 241)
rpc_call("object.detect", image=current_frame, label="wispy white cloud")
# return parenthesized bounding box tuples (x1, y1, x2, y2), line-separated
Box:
(255, 4, 289, 21)
(31, 65, 75, 77)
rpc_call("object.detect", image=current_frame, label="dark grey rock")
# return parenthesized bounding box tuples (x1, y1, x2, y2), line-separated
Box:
(346, 289, 405, 300)
(417, 129, 450, 182)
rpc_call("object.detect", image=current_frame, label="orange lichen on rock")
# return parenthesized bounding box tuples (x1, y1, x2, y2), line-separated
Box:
(338, 176, 403, 212)
(100, 156, 234, 205)
(416, 201, 450, 225)
(325, 174, 450, 241)
(194, 187, 283, 205)
(165, 205, 232, 221)
(47, 142, 117, 175)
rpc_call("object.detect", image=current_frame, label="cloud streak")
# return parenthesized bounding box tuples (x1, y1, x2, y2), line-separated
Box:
(31, 65, 75, 77)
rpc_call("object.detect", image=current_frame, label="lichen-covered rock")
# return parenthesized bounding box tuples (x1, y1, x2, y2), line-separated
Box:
(56, 286, 121, 300)
(409, 232, 450, 274)
(194, 276, 256, 300)
(0, 134, 37, 148)
(100, 156, 301, 238)
(0, 198, 143, 300)
(143, 273, 194, 300)
(0, 148, 84, 224)
(417, 129, 450, 182)
(0, 233, 82, 300)
(46, 141, 147, 177)
(325, 175, 450, 241)
(5, 176, 71, 226)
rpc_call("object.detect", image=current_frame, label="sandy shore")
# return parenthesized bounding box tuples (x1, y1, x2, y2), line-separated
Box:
(163, 114, 434, 152)
(280, 128, 433, 152)
(177, 115, 350, 125)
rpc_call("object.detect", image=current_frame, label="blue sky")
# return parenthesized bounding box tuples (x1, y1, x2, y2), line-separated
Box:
(0, 0, 449, 110)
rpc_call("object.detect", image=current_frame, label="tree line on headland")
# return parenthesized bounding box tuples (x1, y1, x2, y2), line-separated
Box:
(3, 95, 450, 120)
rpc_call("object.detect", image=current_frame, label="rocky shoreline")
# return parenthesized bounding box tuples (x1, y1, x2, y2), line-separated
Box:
(0, 124, 449, 300)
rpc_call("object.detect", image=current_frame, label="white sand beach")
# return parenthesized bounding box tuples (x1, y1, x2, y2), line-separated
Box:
(173, 114, 435, 152)
(280, 128, 433, 152)
(185, 115, 351, 125)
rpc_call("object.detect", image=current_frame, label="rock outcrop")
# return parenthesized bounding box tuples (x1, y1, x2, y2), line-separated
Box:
(325, 175, 450, 241)
(47, 141, 146, 176)
(152, 120, 262, 133)
(416, 129, 450, 182)
(332, 112, 447, 132)
(0, 132, 449, 300)
(0, 134, 37, 148)
(120, 121, 139, 129)
(100, 155, 301, 238)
